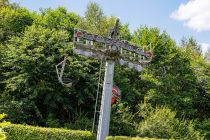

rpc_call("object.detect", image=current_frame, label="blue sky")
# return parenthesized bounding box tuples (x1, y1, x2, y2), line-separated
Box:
(11, 0, 210, 53)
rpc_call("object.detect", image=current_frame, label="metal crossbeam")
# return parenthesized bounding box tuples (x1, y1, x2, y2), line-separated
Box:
(73, 30, 152, 72)
(74, 30, 152, 58)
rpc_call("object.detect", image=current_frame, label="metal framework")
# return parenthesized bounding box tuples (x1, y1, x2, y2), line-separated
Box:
(73, 28, 152, 72)
(56, 18, 153, 140)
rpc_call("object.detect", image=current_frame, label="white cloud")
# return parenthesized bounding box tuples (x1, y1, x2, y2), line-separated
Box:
(200, 43, 209, 55)
(171, 0, 210, 32)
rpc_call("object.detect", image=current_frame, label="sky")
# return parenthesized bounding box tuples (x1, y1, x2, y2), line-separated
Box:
(11, 0, 210, 54)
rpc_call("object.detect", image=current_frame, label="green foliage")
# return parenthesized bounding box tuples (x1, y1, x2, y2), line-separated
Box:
(128, 26, 210, 120)
(0, 101, 35, 124)
(196, 118, 210, 140)
(2, 25, 69, 124)
(3, 124, 95, 140)
(0, 5, 33, 41)
(0, 0, 9, 6)
(1, 24, 98, 125)
(0, 1, 210, 138)
(64, 113, 92, 131)
(0, 114, 10, 140)
(64, 112, 93, 131)
(77, 2, 117, 36)
(110, 101, 137, 136)
(0, 43, 6, 92)
(46, 114, 60, 128)
(204, 48, 210, 61)
(34, 7, 80, 41)
(106, 136, 167, 140)
(180, 37, 210, 119)
(0, 0, 19, 9)
(137, 105, 202, 139)
(118, 24, 131, 41)
(181, 37, 202, 57)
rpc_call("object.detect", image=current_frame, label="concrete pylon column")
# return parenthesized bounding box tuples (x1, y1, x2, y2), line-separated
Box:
(97, 60, 115, 140)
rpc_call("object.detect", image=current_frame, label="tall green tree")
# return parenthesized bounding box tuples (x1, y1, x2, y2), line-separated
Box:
(33, 7, 80, 41)
(1, 24, 98, 125)
(181, 37, 202, 57)
(114, 26, 210, 120)
(204, 48, 210, 61)
(0, 5, 33, 42)
(77, 2, 116, 36)
(0, 0, 18, 8)
(1, 1, 210, 138)
(1, 6, 101, 127)
(0, 1, 33, 97)
(180, 37, 210, 119)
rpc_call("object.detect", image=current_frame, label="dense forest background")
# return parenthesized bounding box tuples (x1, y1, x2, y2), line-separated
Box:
(0, 0, 210, 139)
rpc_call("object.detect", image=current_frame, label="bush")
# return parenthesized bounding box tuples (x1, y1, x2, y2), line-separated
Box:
(0, 114, 10, 140)
(196, 118, 210, 140)
(3, 124, 95, 140)
(64, 114, 92, 131)
(110, 102, 137, 136)
(137, 106, 203, 139)
(106, 136, 167, 140)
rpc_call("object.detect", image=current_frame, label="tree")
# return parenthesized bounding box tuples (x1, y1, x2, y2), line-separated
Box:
(181, 37, 202, 57)
(33, 7, 80, 41)
(204, 48, 210, 62)
(1, 25, 98, 125)
(114, 26, 210, 121)
(0, 0, 19, 8)
(138, 106, 202, 139)
(1, 1, 210, 138)
(0, 1, 34, 100)
(77, 2, 116, 36)
(0, 0, 9, 7)
(180, 37, 210, 119)
(0, 5, 33, 42)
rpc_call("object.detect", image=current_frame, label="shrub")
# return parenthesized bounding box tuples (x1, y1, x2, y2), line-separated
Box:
(106, 136, 167, 140)
(137, 106, 203, 139)
(109, 102, 137, 136)
(64, 114, 92, 131)
(196, 118, 210, 140)
(0, 114, 10, 140)
(3, 124, 95, 140)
